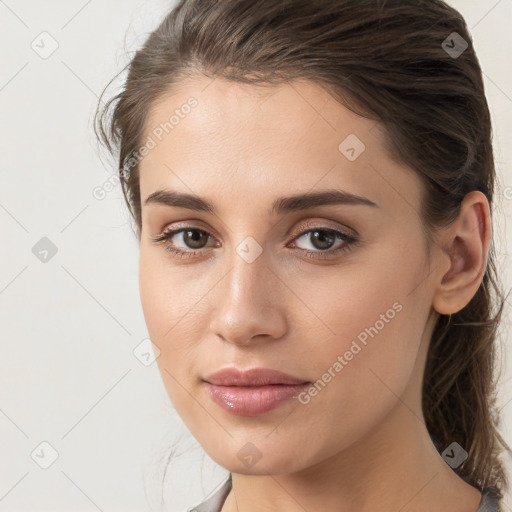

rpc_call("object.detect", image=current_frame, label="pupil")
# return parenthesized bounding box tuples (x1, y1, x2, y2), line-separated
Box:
(181, 229, 336, 251)
(185, 230, 206, 249)
(312, 230, 334, 250)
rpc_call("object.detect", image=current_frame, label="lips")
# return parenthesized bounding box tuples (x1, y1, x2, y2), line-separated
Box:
(203, 367, 309, 386)
(203, 367, 311, 416)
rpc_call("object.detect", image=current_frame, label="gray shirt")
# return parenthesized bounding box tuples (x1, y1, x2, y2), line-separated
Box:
(187, 474, 501, 512)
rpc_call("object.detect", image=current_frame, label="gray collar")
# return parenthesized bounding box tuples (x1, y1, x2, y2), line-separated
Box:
(191, 474, 232, 512)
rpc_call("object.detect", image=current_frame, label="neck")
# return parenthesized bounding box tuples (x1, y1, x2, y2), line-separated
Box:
(223, 407, 481, 512)
(221, 328, 482, 512)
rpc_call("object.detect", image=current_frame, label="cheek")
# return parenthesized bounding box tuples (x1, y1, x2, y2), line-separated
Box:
(139, 252, 208, 424)
(299, 248, 427, 423)
(139, 247, 204, 338)
(138, 250, 201, 376)
(308, 247, 418, 347)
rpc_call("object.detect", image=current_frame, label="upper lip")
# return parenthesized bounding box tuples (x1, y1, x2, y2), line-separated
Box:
(203, 367, 310, 386)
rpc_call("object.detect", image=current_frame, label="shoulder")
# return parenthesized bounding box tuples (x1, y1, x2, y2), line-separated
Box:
(185, 474, 232, 512)
(476, 487, 503, 512)
(181, 476, 503, 512)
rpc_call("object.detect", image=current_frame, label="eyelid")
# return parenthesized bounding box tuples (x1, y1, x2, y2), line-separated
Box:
(291, 219, 356, 240)
(154, 219, 219, 239)
(154, 218, 355, 244)
(151, 225, 218, 247)
(150, 218, 358, 260)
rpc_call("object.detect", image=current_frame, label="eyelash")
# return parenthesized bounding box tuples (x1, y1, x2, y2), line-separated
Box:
(150, 225, 357, 261)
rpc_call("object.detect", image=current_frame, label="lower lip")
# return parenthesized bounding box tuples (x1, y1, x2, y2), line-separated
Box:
(204, 382, 310, 416)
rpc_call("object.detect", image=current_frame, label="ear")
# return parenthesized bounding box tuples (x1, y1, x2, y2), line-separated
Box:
(432, 191, 492, 316)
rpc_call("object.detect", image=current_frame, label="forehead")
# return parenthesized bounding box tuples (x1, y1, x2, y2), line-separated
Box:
(144, 76, 380, 152)
(139, 75, 422, 219)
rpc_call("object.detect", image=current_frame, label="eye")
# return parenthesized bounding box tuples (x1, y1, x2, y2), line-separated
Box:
(150, 224, 357, 261)
(150, 227, 216, 259)
(289, 227, 357, 260)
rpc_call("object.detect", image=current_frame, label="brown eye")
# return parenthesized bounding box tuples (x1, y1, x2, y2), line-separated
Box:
(293, 228, 353, 252)
(178, 229, 210, 249)
(151, 227, 216, 259)
(306, 229, 336, 250)
(287, 225, 358, 261)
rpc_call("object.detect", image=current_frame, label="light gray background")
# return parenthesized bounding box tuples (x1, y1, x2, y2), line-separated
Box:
(0, 1, 511, 511)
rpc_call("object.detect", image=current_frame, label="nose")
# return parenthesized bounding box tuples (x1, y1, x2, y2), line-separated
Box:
(208, 247, 288, 346)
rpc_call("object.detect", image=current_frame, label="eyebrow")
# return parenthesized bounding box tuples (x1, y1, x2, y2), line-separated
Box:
(144, 188, 379, 215)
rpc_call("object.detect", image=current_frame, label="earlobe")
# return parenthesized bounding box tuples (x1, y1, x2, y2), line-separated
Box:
(432, 191, 491, 316)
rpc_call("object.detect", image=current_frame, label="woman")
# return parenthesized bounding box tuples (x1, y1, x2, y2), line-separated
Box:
(95, 1, 510, 510)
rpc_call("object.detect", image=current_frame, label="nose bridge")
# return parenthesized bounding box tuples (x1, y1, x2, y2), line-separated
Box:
(223, 241, 271, 312)
(209, 240, 286, 344)
(230, 239, 270, 299)
(221, 227, 272, 296)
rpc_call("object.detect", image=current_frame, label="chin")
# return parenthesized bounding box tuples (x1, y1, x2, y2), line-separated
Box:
(208, 443, 311, 476)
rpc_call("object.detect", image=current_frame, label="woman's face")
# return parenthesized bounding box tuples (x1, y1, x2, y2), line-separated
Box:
(138, 76, 439, 474)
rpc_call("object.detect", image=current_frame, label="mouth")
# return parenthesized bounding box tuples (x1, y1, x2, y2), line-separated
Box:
(203, 367, 311, 416)
(203, 366, 310, 386)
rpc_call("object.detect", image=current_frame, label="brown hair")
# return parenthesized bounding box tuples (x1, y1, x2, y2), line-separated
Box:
(95, 0, 511, 503)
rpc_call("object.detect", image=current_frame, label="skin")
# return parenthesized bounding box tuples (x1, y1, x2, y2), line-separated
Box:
(137, 75, 490, 512)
